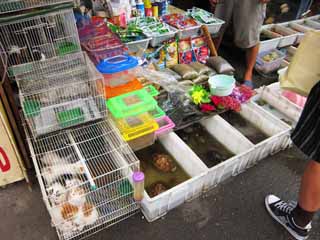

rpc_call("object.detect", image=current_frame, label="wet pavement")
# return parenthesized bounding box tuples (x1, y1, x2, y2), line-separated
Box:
(1, 147, 319, 240)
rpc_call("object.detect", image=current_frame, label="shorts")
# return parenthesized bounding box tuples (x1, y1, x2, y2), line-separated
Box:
(291, 81, 320, 162)
(214, 0, 266, 49)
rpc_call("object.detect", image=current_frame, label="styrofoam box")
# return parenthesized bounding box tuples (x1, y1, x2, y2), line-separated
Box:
(255, 83, 303, 124)
(140, 132, 208, 222)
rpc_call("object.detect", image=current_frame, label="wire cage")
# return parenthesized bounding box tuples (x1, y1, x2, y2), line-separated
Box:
(24, 118, 140, 240)
(0, 0, 74, 14)
(0, 5, 80, 76)
(18, 52, 106, 137)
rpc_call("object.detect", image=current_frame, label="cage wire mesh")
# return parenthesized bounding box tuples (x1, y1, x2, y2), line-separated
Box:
(0, 6, 80, 76)
(24, 118, 140, 240)
(19, 52, 107, 137)
(0, 0, 74, 14)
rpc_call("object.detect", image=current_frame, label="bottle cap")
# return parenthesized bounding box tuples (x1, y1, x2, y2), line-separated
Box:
(133, 171, 145, 182)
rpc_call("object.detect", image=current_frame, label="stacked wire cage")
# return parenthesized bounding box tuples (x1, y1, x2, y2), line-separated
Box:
(0, 2, 80, 77)
(24, 119, 140, 240)
(0, 2, 142, 240)
(0, 0, 74, 14)
(16, 52, 107, 137)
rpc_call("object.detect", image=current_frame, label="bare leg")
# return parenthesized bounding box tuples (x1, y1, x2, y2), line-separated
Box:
(299, 160, 320, 212)
(244, 44, 260, 81)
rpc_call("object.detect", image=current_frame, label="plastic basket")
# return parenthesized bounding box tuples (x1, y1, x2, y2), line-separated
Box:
(148, 105, 165, 119)
(125, 37, 152, 54)
(155, 116, 175, 137)
(112, 112, 159, 141)
(104, 79, 143, 99)
(106, 89, 158, 119)
(145, 26, 178, 47)
(255, 49, 286, 74)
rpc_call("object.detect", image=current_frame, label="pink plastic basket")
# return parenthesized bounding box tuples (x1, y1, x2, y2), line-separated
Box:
(155, 116, 175, 137)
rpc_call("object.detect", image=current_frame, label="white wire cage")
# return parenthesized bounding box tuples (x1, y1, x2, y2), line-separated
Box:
(18, 52, 107, 137)
(24, 118, 140, 240)
(0, 5, 81, 76)
(0, 0, 74, 14)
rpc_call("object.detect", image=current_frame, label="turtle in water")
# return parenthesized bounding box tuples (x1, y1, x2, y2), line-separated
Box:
(148, 182, 168, 198)
(152, 154, 177, 173)
(205, 150, 225, 164)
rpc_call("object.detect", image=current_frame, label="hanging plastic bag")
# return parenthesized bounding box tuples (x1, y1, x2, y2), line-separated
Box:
(280, 31, 320, 96)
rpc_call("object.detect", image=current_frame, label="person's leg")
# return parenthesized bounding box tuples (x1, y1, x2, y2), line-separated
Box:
(213, 0, 234, 51)
(244, 44, 260, 82)
(298, 160, 320, 212)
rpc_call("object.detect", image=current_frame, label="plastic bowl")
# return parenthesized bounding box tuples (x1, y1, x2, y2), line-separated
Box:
(208, 74, 235, 96)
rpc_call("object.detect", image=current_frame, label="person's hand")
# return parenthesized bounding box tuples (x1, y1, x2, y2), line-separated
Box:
(259, 0, 271, 3)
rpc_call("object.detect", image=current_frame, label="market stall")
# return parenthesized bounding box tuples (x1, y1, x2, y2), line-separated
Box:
(1, 1, 317, 240)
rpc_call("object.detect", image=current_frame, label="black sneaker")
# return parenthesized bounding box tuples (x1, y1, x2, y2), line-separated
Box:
(265, 195, 311, 240)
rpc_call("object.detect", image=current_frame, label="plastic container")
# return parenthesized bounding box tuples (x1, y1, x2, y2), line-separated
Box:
(141, 132, 208, 222)
(148, 105, 165, 119)
(97, 55, 139, 87)
(144, 85, 160, 97)
(82, 35, 125, 64)
(255, 49, 286, 74)
(104, 78, 143, 99)
(133, 172, 145, 201)
(208, 75, 236, 96)
(155, 116, 175, 137)
(125, 37, 152, 54)
(259, 28, 281, 53)
(145, 25, 177, 47)
(112, 112, 159, 141)
(128, 132, 156, 151)
(106, 89, 158, 119)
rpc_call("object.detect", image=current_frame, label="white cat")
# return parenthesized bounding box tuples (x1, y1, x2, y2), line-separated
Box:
(47, 182, 67, 206)
(40, 152, 70, 167)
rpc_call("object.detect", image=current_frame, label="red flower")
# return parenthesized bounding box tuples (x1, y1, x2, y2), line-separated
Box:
(200, 103, 216, 112)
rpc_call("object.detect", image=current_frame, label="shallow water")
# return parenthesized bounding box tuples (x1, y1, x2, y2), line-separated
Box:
(175, 123, 234, 168)
(135, 141, 191, 198)
(220, 111, 269, 144)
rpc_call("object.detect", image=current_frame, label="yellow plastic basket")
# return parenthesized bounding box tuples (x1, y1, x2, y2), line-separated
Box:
(113, 113, 159, 141)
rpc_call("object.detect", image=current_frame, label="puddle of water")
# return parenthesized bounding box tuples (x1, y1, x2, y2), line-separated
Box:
(175, 123, 234, 168)
(220, 111, 270, 144)
(135, 141, 191, 198)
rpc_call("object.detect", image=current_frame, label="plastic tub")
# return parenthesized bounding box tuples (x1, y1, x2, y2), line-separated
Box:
(208, 75, 236, 96)
(104, 78, 143, 99)
(128, 132, 156, 151)
(255, 49, 286, 74)
(112, 112, 159, 142)
(106, 89, 158, 119)
(141, 132, 208, 222)
(259, 28, 281, 53)
(97, 55, 139, 87)
(82, 35, 125, 64)
(146, 26, 178, 47)
(155, 116, 175, 137)
(125, 37, 152, 54)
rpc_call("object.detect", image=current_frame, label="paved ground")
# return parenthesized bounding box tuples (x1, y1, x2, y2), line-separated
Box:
(1, 147, 319, 240)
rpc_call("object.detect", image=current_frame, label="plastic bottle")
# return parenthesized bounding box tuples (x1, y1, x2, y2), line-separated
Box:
(131, 0, 138, 17)
(133, 171, 145, 201)
(136, 0, 145, 17)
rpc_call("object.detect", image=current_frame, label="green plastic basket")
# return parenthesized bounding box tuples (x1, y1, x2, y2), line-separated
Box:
(144, 85, 159, 97)
(106, 89, 158, 119)
(148, 105, 165, 119)
(56, 107, 85, 128)
(23, 100, 41, 118)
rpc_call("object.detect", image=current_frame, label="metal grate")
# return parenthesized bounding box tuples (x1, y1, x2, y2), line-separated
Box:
(0, 0, 74, 15)
(24, 118, 140, 240)
(20, 52, 107, 137)
(0, 7, 80, 76)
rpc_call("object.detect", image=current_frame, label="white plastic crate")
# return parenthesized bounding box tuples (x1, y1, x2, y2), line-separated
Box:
(145, 26, 177, 47)
(176, 25, 201, 39)
(262, 24, 296, 48)
(125, 37, 151, 55)
(199, 115, 255, 189)
(236, 102, 292, 167)
(277, 23, 302, 44)
(140, 132, 208, 222)
(255, 83, 303, 124)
